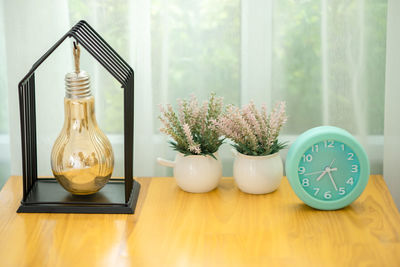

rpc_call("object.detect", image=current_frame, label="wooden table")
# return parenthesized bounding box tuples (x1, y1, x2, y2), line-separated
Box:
(0, 175, 400, 267)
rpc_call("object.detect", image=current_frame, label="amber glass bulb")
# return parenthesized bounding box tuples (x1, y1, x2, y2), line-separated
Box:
(51, 71, 114, 195)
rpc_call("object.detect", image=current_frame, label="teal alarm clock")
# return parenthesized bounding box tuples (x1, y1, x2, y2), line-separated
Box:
(285, 126, 370, 210)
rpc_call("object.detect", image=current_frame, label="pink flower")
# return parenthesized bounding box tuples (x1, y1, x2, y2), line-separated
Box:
(213, 101, 287, 155)
(183, 123, 201, 154)
(158, 93, 224, 155)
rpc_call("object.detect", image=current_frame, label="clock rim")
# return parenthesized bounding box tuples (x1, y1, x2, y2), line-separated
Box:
(285, 126, 370, 210)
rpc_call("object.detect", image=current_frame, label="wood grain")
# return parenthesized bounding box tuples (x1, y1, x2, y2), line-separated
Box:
(0, 175, 399, 267)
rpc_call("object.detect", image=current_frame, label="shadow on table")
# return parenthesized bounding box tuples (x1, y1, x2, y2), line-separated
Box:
(289, 202, 356, 213)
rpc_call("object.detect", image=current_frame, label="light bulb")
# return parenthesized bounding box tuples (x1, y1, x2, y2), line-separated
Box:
(51, 70, 114, 195)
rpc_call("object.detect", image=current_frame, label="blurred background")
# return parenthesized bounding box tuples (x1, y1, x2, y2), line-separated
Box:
(0, 0, 389, 189)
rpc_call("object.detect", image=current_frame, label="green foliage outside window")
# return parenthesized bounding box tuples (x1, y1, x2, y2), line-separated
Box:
(68, 0, 387, 135)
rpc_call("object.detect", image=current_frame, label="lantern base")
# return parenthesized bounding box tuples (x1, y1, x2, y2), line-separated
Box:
(17, 178, 140, 214)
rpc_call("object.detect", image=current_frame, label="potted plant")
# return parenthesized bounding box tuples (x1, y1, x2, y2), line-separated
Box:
(157, 93, 224, 193)
(213, 101, 287, 194)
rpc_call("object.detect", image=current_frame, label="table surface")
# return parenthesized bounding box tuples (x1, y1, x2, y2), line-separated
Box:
(0, 175, 400, 267)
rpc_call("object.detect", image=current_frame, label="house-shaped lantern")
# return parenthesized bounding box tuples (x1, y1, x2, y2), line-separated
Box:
(17, 20, 140, 214)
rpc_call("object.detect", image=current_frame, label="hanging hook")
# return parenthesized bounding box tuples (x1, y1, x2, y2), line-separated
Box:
(73, 41, 81, 73)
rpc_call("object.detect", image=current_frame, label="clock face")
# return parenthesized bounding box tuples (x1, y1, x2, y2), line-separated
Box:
(298, 140, 360, 201)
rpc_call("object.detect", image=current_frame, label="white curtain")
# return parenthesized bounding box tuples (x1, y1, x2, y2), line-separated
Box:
(2, 0, 71, 184)
(0, 0, 10, 188)
(384, 0, 400, 209)
(0, 0, 388, 185)
(244, 0, 386, 174)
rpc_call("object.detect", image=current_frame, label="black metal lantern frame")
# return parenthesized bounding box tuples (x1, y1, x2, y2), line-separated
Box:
(17, 20, 140, 214)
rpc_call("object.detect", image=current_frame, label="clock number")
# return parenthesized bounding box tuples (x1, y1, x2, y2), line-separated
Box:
(312, 144, 319, 152)
(302, 178, 310, 187)
(313, 187, 320, 196)
(346, 177, 354, 185)
(302, 154, 313, 162)
(347, 153, 354, 160)
(341, 144, 345, 151)
(339, 187, 346, 195)
(298, 167, 305, 174)
(324, 191, 332, 199)
(325, 140, 334, 148)
(351, 165, 358, 172)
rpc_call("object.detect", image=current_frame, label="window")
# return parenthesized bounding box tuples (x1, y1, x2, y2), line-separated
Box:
(1, 0, 387, 178)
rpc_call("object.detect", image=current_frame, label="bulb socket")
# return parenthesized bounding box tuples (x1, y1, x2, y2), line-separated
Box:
(65, 70, 91, 98)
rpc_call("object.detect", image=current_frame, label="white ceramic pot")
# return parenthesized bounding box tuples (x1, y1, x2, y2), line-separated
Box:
(157, 152, 222, 193)
(232, 149, 283, 194)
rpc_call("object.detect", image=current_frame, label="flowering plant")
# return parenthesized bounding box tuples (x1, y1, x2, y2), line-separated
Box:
(159, 93, 224, 158)
(213, 101, 288, 156)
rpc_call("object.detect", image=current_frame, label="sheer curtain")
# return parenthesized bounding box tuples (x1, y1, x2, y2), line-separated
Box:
(3, 0, 72, 180)
(1, 0, 387, 182)
(384, 0, 400, 208)
(243, 0, 386, 173)
(0, 0, 10, 188)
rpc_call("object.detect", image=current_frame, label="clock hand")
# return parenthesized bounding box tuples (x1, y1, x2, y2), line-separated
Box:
(315, 159, 337, 181)
(308, 160, 337, 180)
(316, 170, 327, 181)
(327, 171, 338, 191)
(329, 159, 336, 168)
(304, 170, 325, 176)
